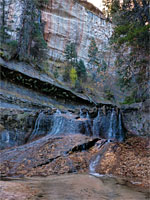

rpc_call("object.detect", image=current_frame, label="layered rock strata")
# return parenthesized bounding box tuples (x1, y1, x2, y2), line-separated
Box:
(42, 0, 113, 63)
(1, 0, 113, 64)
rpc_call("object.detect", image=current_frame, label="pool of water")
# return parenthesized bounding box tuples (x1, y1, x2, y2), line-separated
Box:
(4, 174, 149, 200)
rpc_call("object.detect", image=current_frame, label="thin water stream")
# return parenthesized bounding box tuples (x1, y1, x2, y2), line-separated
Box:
(28, 108, 125, 142)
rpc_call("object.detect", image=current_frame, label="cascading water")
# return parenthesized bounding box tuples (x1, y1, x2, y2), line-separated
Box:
(93, 110, 100, 137)
(48, 110, 84, 136)
(28, 107, 124, 142)
(56, 109, 61, 114)
(49, 110, 64, 136)
(29, 111, 45, 140)
(89, 140, 110, 177)
(1, 131, 10, 144)
(6, 132, 10, 143)
(108, 108, 115, 140)
(89, 154, 101, 175)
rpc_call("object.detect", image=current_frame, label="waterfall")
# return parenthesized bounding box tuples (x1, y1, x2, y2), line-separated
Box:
(89, 154, 105, 177)
(28, 107, 124, 141)
(2, 131, 10, 144)
(6, 132, 10, 143)
(89, 154, 101, 174)
(48, 110, 78, 136)
(49, 110, 64, 136)
(30, 111, 44, 139)
(108, 108, 115, 140)
(118, 112, 124, 141)
(93, 110, 100, 137)
(89, 141, 110, 177)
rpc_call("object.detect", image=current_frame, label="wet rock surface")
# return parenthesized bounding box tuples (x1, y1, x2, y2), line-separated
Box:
(0, 105, 125, 149)
(0, 134, 101, 177)
(95, 136, 150, 189)
(0, 133, 149, 190)
(0, 108, 37, 150)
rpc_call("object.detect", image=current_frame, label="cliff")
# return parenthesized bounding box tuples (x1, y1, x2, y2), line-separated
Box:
(0, 0, 149, 139)
(42, 0, 113, 63)
(1, 0, 113, 64)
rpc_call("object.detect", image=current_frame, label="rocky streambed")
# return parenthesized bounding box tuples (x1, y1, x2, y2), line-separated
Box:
(1, 174, 149, 200)
(0, 134, 150, 191)
(0, 60, 150, 199)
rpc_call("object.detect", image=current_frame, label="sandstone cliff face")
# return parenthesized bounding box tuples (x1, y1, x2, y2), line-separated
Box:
(0, 0, 23, 40)
(42, 0, 113, 63)
(1, 0, 149, 138)
(1, 0, 113, 65)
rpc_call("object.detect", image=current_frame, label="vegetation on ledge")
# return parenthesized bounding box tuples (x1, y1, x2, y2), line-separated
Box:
(103, 0, 150, 103)
(0, 0, 48, 64)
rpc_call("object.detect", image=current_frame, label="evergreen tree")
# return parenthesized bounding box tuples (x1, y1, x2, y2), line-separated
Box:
(104, 0, 150, 101)
(17, 0, 48, 62)
(0, 0, 12, 43)
(64, 42, 87, 83)
(64, 42, 77, 63)
(76, 59, 87, 80)
(0, 0, 48, 62)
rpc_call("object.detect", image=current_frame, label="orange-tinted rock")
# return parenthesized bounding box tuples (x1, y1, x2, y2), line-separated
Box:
(2, 0, 113, 65)
(41, 0, 113, 63)
(95, 137, 150, 189)
(0, 134, 100, 177)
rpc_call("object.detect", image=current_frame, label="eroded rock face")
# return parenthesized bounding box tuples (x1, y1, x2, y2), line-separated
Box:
(122, 100, 150, 136)
(0, 105, 125, 150)
(0, 59, 94, 105)
(0, 108, 36, 150)
(1, 0, 113, 65)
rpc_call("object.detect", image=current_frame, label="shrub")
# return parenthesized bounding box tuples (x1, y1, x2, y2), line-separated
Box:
(54, 69, 59, 79)
(70, 67, 77, 86)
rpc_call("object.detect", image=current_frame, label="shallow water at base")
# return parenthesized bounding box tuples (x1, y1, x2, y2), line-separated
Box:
(6, 174, 149, 200)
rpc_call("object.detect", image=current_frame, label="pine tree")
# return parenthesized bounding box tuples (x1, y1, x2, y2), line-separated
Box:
(104, 0, 150, 101)
(17, 0, 48, 62)
(76, 59, 87, 81)
(64, 42, 77, 64)
(0, 0, 11, 43)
